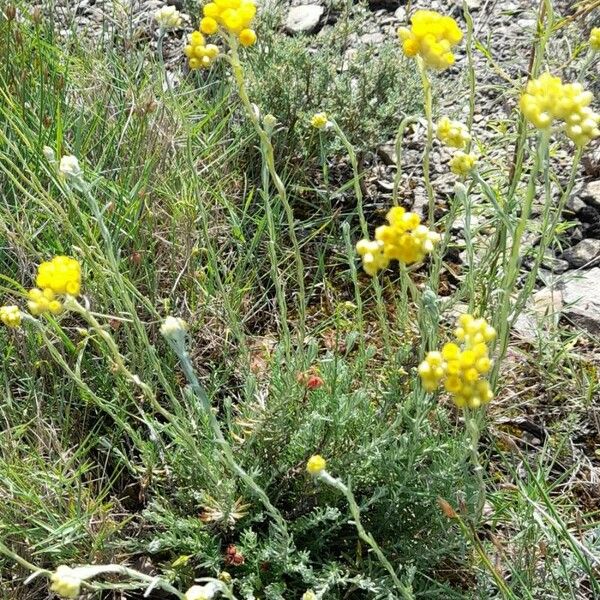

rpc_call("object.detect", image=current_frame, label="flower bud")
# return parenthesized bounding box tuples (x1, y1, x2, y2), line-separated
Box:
(59, 155, 82, 179)
(49, 566, 82, 599)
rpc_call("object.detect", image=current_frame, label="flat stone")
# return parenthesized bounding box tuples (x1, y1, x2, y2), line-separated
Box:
(561, 239, 600, 269)
(560, 268, 600, 334)
(285, 4, 324, 34)
(513, 288, 563, 342)
(394, 6, 407, 21)
(566, 194, 587, 214)
(542, 252, 569, 274)
(360, 32, 385, 45)
(581, 180, 600, 210)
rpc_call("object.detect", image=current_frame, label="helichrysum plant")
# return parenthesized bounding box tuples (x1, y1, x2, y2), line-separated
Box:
(356, 206, 440, 275)
(0, 305, 21, 328)
(397, 10, 463, 70)
(419, 315, 496, 409)
(436, 116, 471, 148)
(27, 256, 82, 315)
(310, 112, 330, 130)
(449, 150, 478, 177)
(184, 31, 220, 69)
(200, 0, 257, 46)
(155, 5, 183, 30)
(520, 72, 600, 146)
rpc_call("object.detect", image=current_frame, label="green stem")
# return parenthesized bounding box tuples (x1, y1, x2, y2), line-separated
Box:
(227, 40, 306, 349)
(417, 58, 435, 225)
(466, 415, 486, 519)
(0, 541, 50, 576)
(392, 116, 419, 206)
(462, 1, 476, 147)
(331, 119, 367, 237)
(492, 131, 550, 386)
(260, 139, 292, 350)
(156, 30, 171, 93)
(319, 472, 414, 600)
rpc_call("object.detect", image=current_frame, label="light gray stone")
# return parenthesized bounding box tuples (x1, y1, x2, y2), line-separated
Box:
(285, 4, 324, 33)
(581, 180, 600, 210)
(394, 6, 407, 21)
(561, 239, 600, 269)
(560, 268, 600, 334)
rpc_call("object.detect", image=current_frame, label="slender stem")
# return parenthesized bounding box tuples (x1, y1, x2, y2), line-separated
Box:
(492, 131, 550, 386)
(462, 1, 476, 148)
(260, 139, 291, 350)
(331, 119, 367, 237)
(466, 415, 486, 519)
(392, 116, 419, 206)
(0, 541, 50, 575)
(417, 58, 435, 225)
(156, 30, 171, 93)
(319, 472, 414, 600)
(227, 40, 306, 349)
(68, 299, 174, 422)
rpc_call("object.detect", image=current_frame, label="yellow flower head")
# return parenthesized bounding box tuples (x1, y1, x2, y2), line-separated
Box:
(436, 116, 471, 149)
(418, 314, 496, 409)
(200, 0, 258, 44)
(184, 31, 220, 69)
(310, 112, 329, 129)
(50, 566, 82, 599)
(590, 27, 600, 51)
(449, 151, 477, 177)
(239, 28, 257, 47)
(397, 10, 463, 70)
(306, 454, 327, 475)
(27, 287, 63, 316)
(356, 206, 440, 275)
(36, 256, 81, 296)
(27, 256, 81, 316)
(0, 305, 21, 328)
(520, 73, 600, 146)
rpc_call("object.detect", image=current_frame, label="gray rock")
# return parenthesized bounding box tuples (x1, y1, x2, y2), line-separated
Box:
(561, 239, 600, 269)
(581, 180, 600, 210)
(360, 32, 385, 45)
(285, 4, 324, 33)
(560, 268, 600, 334)
(394, 6, 407, 21)
(542, 252, 569, 274)
(567, 194, 587, 214)
(513, 288, 563, 342)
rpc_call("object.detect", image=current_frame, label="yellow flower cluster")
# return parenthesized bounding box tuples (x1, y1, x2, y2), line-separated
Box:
(419, 314, 496, 409)
(0, 305, 21, 328)
(397, 10, 463, 70)
(520, 73, 600, 146)
(307, 455, 326, 475)
(28, 256, 81, 316)
(449, 151, 477, 176)
(356, 207, 440, 275)
(200, 0, 257, 47)
(436, 116, 471, 149)
(184, 31, 219, 69)
(590, 27, 600, 51)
